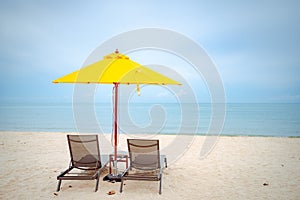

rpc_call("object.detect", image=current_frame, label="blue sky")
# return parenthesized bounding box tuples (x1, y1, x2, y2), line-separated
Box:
(0, 0, 299, 103)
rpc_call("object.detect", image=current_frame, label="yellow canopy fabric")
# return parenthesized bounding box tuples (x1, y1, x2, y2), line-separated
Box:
(53, 50, 181, 85)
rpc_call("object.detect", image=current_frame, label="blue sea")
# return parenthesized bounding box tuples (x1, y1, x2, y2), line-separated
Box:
(0, 103, 299, 137)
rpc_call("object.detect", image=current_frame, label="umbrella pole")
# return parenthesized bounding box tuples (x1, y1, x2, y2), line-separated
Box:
(105, 83, 121, 180)
(113, 83, 119, 164)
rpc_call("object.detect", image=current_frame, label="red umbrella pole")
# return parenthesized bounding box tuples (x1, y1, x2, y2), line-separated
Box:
(113, 83, 119, 162)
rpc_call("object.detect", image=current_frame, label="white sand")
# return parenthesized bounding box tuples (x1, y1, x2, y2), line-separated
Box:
(0, 131, 300, 199)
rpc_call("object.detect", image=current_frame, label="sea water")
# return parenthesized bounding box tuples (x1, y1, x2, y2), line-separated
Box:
(0, 103, 299, 137)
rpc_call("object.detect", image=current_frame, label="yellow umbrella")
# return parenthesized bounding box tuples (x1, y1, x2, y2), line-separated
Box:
(53, 49, 180, 175)
(53, 49, 180, 85)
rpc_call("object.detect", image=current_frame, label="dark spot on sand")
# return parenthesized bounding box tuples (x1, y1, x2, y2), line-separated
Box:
(107, 190, 116, 195)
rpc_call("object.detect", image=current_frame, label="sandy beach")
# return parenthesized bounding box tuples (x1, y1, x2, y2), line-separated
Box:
(0, 131, 299, 199)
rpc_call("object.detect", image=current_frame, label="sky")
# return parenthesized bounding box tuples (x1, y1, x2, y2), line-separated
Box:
(0, 0, 300, 103)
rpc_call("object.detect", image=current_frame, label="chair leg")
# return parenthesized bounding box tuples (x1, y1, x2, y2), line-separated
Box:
(159, 177, 162, 195)
(120, 178, 124, 193)
(57, 180, 62, 192)
(95, 176, 100, 192)
(164, 157, 167, 168)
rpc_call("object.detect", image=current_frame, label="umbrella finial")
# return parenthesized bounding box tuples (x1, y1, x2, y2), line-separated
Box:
(115, 49, 119, 54)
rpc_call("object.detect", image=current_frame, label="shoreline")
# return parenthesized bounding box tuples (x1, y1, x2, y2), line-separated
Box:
(1, 131, 300, 199)
(1, 130, 299, 138)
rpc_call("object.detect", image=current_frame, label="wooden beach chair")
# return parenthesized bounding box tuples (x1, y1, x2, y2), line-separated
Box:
(56, 135, 109, 192)
(120, 139, 167, 194)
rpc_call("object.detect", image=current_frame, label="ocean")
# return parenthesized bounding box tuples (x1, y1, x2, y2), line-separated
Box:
(0, 103, 299, 137)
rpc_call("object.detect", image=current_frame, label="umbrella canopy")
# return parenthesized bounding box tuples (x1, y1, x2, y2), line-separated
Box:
(53, 50, 180, 175)
(53, 49, 180, 85)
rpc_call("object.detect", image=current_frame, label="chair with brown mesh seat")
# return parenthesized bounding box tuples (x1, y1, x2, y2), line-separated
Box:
(56, 135, 109, 192)
(120, 139, 167, 194)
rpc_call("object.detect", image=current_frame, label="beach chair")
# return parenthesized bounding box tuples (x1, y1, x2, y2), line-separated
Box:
(120, 139, 167, 194)
(56, 135, 109, 192)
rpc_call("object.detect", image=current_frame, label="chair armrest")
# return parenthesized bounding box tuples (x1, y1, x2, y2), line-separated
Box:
(57, 166, 74, 178)
(160, 155, 167, 168)
(120, 167, 130, 177)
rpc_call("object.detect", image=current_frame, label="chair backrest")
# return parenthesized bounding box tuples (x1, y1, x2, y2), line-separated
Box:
(67, 135, 101, 169)
(127, 139, 160, 170)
